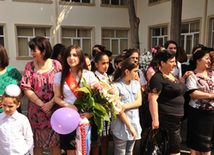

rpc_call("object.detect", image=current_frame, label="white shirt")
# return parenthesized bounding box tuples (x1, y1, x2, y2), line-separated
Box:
(138, 69, 147, 86)
(171, 61, 182, 79)
(94, 71, 109, 83)
(54, 69, 97, 105)
(0, 111, 33, 155)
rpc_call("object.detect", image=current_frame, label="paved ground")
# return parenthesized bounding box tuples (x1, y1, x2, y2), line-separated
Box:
(20, 95, 208, 155)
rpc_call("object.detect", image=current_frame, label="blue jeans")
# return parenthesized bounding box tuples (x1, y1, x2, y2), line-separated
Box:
(113, 134, 135, 155)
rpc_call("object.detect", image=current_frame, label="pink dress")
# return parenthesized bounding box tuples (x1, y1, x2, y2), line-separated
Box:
(146, 66, 155, 84)
(20, 59, 61, 147)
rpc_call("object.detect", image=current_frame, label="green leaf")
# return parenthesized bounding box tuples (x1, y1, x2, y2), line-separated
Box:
(93, 115, 104, 135)
(75, 87, 91, 94)
(88, 97, 95, 109)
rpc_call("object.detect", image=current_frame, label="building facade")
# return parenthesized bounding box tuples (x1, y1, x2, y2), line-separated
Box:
(0, 0, 214, 72)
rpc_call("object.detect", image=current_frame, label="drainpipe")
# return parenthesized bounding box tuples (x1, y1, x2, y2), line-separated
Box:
(202, 0, 207, 45)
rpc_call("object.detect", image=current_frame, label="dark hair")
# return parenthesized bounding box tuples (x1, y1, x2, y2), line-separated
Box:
(192, 44, 204, 54)
(28, 36, 52, 60)
(103, 50, 112, 57)
(51, 43, 66, 61)
(177, 46, 187, 63)
(156, 50, 176, 66)
(94, 52, 108, 63)
(189, 48, 211, 70)
(164, 40, 178, 49)
(0, 44, 9, 68)
(114, 55, 124, 66)
(60, 45, 88, 98)
(113, 58, 138, 82)
(124, 48, 139, 59)
(92, 44, 105, 58)
(148, 49, 161, 72)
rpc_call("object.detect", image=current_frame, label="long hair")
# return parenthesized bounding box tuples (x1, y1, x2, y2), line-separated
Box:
(0, 44, 9, 68)
(113, 58, 138, 82)
(60, 45, 88, 98)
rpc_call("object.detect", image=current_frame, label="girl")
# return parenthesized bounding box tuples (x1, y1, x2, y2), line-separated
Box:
(54, 45, 97, 155)
(111, 58, 142, 155)
(0, 84, 33, 155)
(93, 52, 110, 155)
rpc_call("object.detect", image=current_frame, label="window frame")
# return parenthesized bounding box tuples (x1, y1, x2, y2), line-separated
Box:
(210, 18, 214, 48)
(61, 27, 93, 55)
(180, 20, 200, 55)
(12, 0, 53, 4)
(16, 25, 52, 60)
(148, 24, 168, 50)
(0, 24, 6, 47)
(100, 0, 128, 7)
(101, 28, 129, 56)
(59, 0, 95, 6)
(148, 0, 169, 6)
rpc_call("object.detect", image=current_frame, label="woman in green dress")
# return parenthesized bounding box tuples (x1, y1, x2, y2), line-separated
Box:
(0, 44, 22, 113)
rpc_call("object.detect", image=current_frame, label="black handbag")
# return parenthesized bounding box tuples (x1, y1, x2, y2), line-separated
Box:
(140, 127, 169, 155)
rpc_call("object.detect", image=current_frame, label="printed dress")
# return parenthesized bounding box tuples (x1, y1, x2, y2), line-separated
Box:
(20, 59, 61, 147)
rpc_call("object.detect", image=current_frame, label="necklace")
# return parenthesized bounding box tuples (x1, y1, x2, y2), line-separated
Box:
(160, 69, 176, 82)
(35, 59, 49, 70)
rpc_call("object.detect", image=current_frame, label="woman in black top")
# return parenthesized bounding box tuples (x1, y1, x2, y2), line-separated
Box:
(148, 50, 191, 154)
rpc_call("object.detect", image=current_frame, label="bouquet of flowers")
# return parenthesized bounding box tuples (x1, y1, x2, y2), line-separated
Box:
(74, 78, 122, 134)
(139, 51, 152, 73)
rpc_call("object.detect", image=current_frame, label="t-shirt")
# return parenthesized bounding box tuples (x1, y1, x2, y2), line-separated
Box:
(186, 69, 214, 110)
(149, 70, 187, 116)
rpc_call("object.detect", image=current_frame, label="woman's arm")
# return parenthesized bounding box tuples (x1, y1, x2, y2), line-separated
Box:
(23, 89, 44, 107)
(148, 93, 159, 130)
(180, 71, 194, 83)
(190, 90, 214, 99)
(54, 85, 78, 111)
(118, 112, 136, 140)
(120, 89, 142, 113)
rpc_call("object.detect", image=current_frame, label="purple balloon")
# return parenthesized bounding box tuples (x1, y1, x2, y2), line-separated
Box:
(51, 107, 80, 134)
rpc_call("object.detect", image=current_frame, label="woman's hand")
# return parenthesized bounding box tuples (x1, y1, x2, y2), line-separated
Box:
(129, 125, 137, 140)
(118, 104, 127, 115)
(180, 71, 194, 83)
(152, 119, 159, 130)
(41, 101, 54, 113)
(80, 112, 93, 119)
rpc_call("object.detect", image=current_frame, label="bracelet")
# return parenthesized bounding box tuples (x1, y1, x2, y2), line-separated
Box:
(34, 98, 39, 104)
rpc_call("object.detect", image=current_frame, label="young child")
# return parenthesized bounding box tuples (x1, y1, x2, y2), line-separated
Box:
(111, 58, 142, 155)
(93, 52, 111, 155)
(0, 84, 33, 155)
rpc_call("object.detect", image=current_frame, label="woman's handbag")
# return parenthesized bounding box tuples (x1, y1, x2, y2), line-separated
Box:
(140, 127, 169, 155)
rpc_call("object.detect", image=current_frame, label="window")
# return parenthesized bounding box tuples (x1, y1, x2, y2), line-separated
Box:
(180, 21, 200, 55)
(101, 0, 128, 6)
(61, 28, 92, 55)
(12, 0, 52, 3)
(102, 29, 128, 55)
(61, 0, 91, 3)
(211, 19, 214, 48)
(0, 26, 5, 46)
(17, 26, 51, 57)
(150, 26, 168, 49)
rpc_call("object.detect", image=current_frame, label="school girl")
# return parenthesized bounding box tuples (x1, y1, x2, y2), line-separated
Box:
(54, 45, 97, 155)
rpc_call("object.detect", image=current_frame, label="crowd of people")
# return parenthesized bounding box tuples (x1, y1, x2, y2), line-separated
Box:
(0, 35, 214, 155)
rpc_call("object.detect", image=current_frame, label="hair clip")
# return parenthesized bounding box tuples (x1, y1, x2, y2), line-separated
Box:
(152, 48, 157, 54)
(119, 66, 122, 69)
(5, 84, 21, 97)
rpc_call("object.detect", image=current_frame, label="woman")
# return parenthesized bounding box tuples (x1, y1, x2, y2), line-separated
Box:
(0, 44, 22, 113)
(20, 36, 61, 155)
(54, 45, 97, 155)
(148, 50, 189, 155)
(186, 49, 214, 155)
(164, 40, 182, 79)
(51, 43, 66, 64)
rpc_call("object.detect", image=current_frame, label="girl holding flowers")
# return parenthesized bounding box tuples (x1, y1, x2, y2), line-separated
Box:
(54, 45, 97, 155)
(93, 52, 111, 155)
(111, 58, 142, 155)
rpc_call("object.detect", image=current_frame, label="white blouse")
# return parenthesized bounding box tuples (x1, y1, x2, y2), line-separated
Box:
(54, 70, 97, 105)
(0, 111, 33, 155)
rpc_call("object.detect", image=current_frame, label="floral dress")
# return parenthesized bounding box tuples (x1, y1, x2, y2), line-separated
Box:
(20, 59, 61, 147)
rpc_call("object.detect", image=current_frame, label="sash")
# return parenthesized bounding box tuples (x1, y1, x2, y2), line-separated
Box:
(66, 71, 84, 98)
